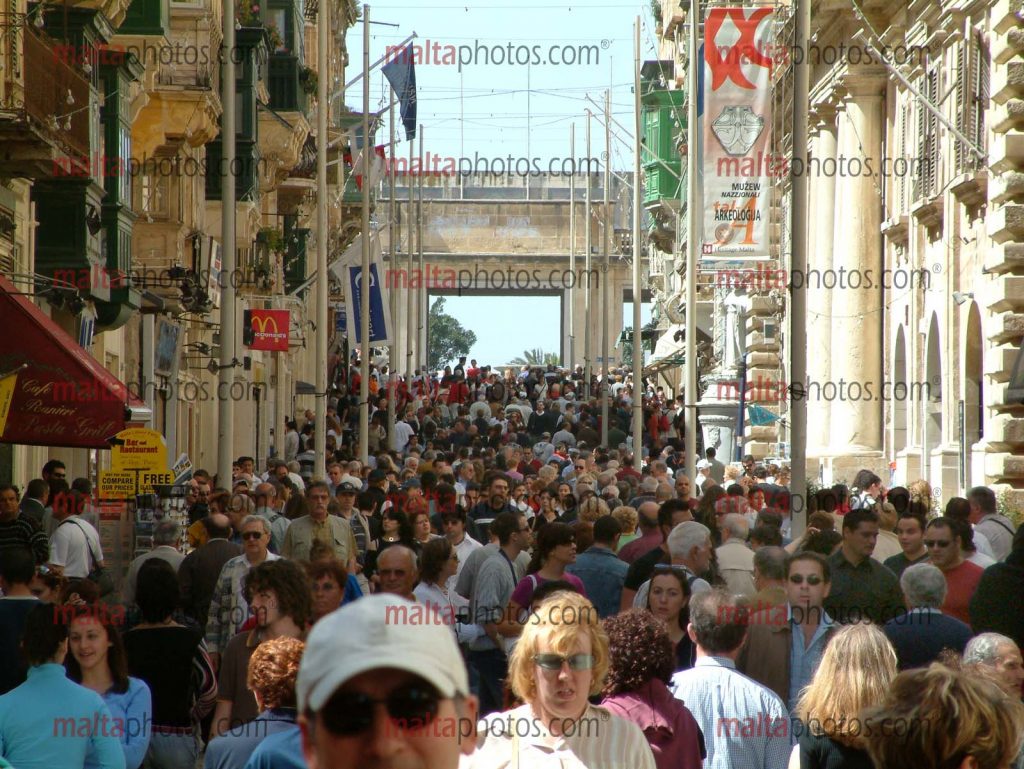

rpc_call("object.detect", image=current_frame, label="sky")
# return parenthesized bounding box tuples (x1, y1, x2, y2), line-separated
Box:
(344, 0, 661, 367)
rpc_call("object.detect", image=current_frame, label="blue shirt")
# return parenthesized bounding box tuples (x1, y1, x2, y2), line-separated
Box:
(242, 724, 304, 769)
(788, 607, 834, 712)
(0, 663, 126, 769)
(565, 545, 629, 618)
(342, 574, 363, 605)
(670, 656, 790, 769)
(205, 708, 297, 769)
(91, 677, 152, 769)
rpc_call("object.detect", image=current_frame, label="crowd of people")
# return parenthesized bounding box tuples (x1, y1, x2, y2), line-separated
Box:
(0, 361, 1022, 768)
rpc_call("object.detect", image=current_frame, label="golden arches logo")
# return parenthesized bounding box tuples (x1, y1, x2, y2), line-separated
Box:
(251, 314, 281, 335)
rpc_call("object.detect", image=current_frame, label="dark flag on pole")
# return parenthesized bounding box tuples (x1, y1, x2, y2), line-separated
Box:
(382, 47, 417, 140)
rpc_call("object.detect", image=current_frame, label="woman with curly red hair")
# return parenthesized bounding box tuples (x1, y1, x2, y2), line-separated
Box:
(601, 609, 705, 769)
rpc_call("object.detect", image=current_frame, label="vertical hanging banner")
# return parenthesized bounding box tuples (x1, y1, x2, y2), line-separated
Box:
(702, 6, 775, 260)
(333, 234, 393, 347)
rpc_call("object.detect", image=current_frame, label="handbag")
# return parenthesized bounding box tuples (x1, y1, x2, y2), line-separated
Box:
(63, 518, 116, 597)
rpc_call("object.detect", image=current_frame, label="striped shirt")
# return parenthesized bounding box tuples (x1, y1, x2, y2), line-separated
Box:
(465, 703, 657, 769)
(205, 552, 281, 654)
(0, 515, 48, 566)
(670, 656, 790, 769)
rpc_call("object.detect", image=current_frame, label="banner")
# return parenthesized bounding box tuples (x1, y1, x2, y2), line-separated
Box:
(382, 48, 418, 140)
(244, 309, 291, 352)
(338, 234, 393, 347)
(702, 6, 775, 260)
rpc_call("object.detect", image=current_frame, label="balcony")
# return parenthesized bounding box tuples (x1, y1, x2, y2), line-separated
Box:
(267, 53, 309, 114)
(641, 86, 685, 210)
(205, 140, 261, 201)
(0, 21, 92, 178)
(118, 0, 168, 35)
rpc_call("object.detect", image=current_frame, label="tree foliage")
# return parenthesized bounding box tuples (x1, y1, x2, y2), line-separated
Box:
(509, 348, 560, 367)
(427, 297, 477, 371)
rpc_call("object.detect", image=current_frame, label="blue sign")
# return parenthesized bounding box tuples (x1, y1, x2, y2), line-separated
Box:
(347, 262, 390, 344)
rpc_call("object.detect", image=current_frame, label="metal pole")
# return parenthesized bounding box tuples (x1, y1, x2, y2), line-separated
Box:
(602, 89, 611, 448)
(406, 138, 414, 379)
(568, 123, 575, 369)
(790, 0, 809, 536)
(314, 0, 329, 474)
(417, 127, 424, 373)
(387, 99, 397, 450)
(216, 0, 236, 485)
(631, 17, 643, 472)
(683, 0, 699, 485)
(358, 6, 371, 463)
(584, 110, 593, 400)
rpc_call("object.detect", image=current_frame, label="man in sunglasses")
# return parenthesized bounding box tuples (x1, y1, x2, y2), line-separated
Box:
(924, 516, 984, 624)
(296, 594, 478, 769)
(738, 551, 836, 711)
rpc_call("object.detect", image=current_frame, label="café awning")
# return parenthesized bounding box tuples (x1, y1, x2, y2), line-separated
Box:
(0, 276, 149, 449)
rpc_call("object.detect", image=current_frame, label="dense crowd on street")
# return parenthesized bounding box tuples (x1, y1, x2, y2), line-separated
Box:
(0, 358, 1023, 768)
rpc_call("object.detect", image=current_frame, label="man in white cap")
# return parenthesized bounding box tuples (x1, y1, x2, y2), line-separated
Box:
(296, 594, 478, 769)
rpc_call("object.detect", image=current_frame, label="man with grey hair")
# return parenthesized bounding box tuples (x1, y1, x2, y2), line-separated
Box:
(633, 521, 713, 607)
(206, 514, 280, 668)
(963, 632, 1024, 697)
(123, 519, 184, 605)
(751, 546, 789, 609)
(883, 562, 973, 670)
(967, 485, 1015, 562)
(716, 513, 755, 596)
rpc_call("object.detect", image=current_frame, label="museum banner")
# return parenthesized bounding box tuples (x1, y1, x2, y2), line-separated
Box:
(702, 6, 775, 260)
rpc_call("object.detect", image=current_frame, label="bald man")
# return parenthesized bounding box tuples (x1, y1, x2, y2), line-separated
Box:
(377, 546, 418, 601)
(178, 513, 243, 632)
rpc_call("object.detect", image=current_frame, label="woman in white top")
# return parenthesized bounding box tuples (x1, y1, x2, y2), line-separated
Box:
(468, 591, 656, 769)
(413, 538, 481, 646)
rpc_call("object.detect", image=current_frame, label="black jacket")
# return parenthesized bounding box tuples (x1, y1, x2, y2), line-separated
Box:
(970, 548, 1024, 648)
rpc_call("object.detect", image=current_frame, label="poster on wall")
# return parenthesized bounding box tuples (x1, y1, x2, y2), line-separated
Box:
(702, 6, 775, 260)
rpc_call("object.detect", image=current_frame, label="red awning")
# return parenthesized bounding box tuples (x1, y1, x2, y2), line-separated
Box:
(0, 276, 148, 449)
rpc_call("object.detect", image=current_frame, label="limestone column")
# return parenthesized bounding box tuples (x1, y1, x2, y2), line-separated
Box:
(806, 107, 837, 457)
(829, 74, 885, 456)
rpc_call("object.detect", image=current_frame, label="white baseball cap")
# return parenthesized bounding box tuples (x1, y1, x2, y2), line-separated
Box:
(297, 595, 469, 713)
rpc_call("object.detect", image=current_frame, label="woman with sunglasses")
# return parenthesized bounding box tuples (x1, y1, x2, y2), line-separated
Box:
(495, 523, 586, 645)
(363, 508, 417, 585)
(65, 604, 153, 769)
(646, 566, 695, 671)
(473, 591, 656, 768)
(601, 610, 704, 769)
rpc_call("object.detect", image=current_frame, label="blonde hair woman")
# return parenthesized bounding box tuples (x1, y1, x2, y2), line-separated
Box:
(577, 496, 610, 524)
(790, 623, 898, 769)
(473, 591, 656, 769)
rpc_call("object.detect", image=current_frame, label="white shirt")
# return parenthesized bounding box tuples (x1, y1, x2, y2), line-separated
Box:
(392, 421, 415, 452)
(49, 516, 103, 579)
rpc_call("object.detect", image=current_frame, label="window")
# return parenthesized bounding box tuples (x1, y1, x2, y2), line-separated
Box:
(914, 68, 939, 200)
(955, 29, 989, 173)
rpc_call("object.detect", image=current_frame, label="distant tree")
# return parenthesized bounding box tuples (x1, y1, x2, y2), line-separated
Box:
(427, 297, 477, 371)
(509, 348, 560, 367)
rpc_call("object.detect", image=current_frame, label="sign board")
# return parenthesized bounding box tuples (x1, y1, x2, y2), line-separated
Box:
(702, 6, 775, 260)
(98, 471, 137, 499)
(171, 453, 193, 484)
(0, 368, 18, 437)
(244, 309, 291, 352)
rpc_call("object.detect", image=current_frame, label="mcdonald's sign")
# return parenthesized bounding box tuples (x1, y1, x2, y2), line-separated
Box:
(244, 309, 290, 352)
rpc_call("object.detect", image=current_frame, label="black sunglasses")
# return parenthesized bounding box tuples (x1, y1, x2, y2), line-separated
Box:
(241, 531, 265, 541)
(320, 684, 441, 735)
(924, 539, 951, 548)
(788, 574, 823, 585)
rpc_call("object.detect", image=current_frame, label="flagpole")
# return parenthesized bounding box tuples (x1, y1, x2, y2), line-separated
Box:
(568, 123, 575, 370)
(314, 0, 329, 475)
(336, 32, 417, 97)
(406, 138, 414, 381)
(601, 89, 611, 448)
(631, 16, 643, 472)
(387, 98, 397, 450)
(417, 126, 425, 374)
(584, 109, 593, 399)
(683, 0, 699, 485)
(358, 5, 371, 464)
(217, 0, 236, 486)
